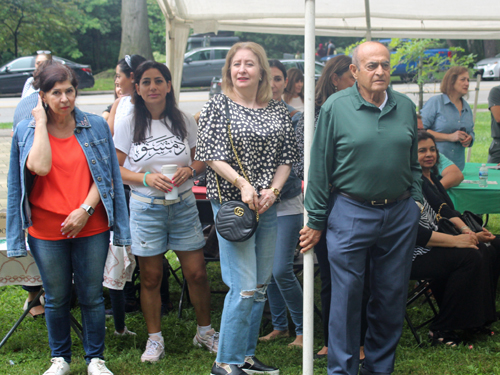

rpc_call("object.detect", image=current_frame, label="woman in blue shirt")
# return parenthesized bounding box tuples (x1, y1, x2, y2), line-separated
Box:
(421, 66, 474, 171)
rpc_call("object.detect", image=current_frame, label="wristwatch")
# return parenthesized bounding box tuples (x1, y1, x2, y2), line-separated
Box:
(188, 166, 196, 179)
(269, 187, 280, 197)
(80, 204, 95, 216)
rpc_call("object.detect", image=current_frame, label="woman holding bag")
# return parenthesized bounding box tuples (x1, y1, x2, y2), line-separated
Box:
(195, 42, 298, 375)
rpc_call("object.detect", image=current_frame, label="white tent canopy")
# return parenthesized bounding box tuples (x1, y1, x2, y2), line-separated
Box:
(154, 1, 500, 373)
(157, 0, 500, 98)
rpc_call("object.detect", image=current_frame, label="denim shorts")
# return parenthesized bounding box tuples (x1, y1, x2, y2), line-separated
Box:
(129, 191, 206, 257)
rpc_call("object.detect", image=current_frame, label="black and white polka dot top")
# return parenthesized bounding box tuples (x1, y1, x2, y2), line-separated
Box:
(195, 94, 298, 202)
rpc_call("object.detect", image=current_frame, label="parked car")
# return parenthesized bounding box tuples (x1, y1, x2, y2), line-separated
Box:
(474, 53, 500, 81)
(208, 59, 325, 99)
(0, 55, 94, 95)
(280, 59, 324, 81)
(182, 47, 231, 87)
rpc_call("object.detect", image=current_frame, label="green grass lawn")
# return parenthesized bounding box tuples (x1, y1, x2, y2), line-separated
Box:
(1, 113, 500, 374)
(0, 123, 13, 130)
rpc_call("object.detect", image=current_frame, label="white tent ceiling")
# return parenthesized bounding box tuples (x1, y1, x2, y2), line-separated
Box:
(158, 0, 500, 39)
(156, 0, 500, 97)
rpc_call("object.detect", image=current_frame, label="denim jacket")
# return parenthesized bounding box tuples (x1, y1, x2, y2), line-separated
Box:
(7, 107, 131, 257)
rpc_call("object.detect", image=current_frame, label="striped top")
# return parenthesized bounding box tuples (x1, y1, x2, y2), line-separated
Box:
(413, 199, 438, 261)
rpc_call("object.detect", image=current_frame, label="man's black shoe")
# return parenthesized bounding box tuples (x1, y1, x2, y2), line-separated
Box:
(239, 356, 279, 375)
(211, 362, 247, 375)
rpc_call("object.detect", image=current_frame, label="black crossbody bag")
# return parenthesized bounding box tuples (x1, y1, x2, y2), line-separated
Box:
(214, 97, 259, 242)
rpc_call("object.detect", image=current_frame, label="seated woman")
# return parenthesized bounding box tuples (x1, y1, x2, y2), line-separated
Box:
(413, 130, 500, 346)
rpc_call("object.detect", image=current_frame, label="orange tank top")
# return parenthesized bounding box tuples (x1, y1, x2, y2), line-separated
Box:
(28, 133, 109, 240)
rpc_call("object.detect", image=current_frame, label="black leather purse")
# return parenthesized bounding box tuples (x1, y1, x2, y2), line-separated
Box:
(461, 211, 483, 233)
(437, 217, 462, 236)
(214, 97, 259, 242)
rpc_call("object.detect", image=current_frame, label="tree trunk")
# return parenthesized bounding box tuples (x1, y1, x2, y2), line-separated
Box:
(118, 0, 153, 60)
(484, 40, 497, 58)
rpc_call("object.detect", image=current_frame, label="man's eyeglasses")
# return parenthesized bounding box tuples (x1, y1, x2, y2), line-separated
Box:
(365, 61, 390, 71)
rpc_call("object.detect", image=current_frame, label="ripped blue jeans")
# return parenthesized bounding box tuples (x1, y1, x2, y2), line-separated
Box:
(211, 200, 278, 365)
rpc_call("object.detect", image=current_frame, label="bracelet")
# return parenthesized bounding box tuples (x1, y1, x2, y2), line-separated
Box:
(460, 226, 470, 232)
(143, 172, 151, 187)
(233, 175, 241, 186)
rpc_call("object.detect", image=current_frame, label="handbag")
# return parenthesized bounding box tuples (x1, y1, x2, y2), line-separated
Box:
(437, 217, 462, 236)
(214, 97, 259, 242)
(461, 211, 483, 233)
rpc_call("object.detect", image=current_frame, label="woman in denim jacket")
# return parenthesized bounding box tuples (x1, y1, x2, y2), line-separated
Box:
(7, 62, 130, 375)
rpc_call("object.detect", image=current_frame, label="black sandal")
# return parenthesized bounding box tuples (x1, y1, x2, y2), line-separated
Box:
(428, 330, 462, 347)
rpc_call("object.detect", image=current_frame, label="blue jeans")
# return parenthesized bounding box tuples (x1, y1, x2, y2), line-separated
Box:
(211, 200, 278, 365)
(267, 213, 303, 335)
(28, 231, 110, 364)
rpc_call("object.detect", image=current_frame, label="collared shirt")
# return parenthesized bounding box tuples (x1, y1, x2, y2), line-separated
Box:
(304, 84, 423, 231)
(421, 93, 475, 171)
(488, 85, 500, 138)
(437, 153, 454, 175)
(13, 91, 39, 131)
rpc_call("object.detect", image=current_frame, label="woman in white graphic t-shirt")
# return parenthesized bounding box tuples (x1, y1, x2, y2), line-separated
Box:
(114, 61, 219, 362)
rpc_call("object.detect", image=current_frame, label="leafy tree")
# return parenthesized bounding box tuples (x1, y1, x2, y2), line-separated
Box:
(148, 0, 166, 56)
(72, 0, 122, 72)
(0, 0, 81, 64)
(390, 39, 476, 111)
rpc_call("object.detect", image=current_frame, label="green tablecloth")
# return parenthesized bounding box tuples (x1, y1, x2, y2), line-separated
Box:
(448, 163, 500, 214)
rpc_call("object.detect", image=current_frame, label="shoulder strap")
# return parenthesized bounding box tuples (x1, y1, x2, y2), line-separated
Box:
(214, 97, 259, 220)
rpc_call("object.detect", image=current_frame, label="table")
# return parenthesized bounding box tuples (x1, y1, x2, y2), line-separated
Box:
(448, 163, 500, 214)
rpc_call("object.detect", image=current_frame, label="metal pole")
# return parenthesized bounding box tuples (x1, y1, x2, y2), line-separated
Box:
(468, 74, 481, 162)
(303, 1, 315, 374)
(364, 0, 372, 41)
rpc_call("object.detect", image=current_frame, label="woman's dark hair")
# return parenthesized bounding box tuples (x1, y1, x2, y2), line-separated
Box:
(117, 54, 147, 78)
(283, 68, 304, 103)
(268, 59, 287, 80)
(417, 130, 440, 175)
(315, 55, 352, 108)
(132, 61, 187, 143)
(32, 59, 58, 90)
(37, 62, 78, 94)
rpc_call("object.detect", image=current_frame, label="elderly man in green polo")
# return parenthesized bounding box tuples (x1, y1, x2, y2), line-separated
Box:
(300, 41, 423, 375)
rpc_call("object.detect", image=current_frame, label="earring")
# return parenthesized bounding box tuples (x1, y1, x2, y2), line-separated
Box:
(334, 85, 338, 92)
(259, 77, 262, 81)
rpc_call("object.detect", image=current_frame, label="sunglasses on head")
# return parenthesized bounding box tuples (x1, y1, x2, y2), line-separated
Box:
(37, 50, 51, 55)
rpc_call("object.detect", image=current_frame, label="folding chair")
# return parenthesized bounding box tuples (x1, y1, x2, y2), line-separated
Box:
(405, 280, 438, 346)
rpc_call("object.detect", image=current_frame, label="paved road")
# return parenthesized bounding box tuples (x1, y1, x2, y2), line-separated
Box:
(0, 81, 498, 123)
(0, 91, 210, 124)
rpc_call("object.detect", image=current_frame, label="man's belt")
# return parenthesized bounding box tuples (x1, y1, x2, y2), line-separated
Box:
(338, 190, 411, 206)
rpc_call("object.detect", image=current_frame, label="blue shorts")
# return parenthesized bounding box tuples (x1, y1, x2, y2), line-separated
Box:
(129, 191, 206, 257)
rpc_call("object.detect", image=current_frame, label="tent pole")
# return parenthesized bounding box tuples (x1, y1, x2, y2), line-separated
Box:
(303, 1, 315, 375)
(364, 0, 372, 41)
(468, 73, 481, 162)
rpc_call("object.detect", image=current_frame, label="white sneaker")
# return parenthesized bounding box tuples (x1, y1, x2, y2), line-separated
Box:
(193, 329, 219, 353)
(43, 357, 70, 375)
(140, 336, 165, 362)
(88, 358, 113, 375)
(113, 326, 136, 336)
